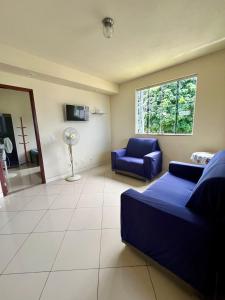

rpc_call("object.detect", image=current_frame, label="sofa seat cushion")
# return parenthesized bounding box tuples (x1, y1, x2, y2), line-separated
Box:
(116, 156, 144, 177)
(143, 173, 196, 207)
(126, 138, 159, 158)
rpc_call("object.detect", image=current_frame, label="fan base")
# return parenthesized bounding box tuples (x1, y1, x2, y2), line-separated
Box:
(65, 175, 81, 182)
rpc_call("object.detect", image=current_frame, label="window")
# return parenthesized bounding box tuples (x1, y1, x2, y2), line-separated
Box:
(136, 76, 197, 135)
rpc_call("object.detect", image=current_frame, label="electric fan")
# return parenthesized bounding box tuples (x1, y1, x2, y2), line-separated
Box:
(63, 127, 81, 181)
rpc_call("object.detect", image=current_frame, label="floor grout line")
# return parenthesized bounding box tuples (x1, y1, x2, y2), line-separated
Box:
(0, 227, 121, 236)
(0, 203, 120, 213)
(0, 196, 36, 231)
(0, 190, 68, 275)
(2, 264, 149, 276)
(147, 265, 158, 300)
(0, 167, 162, 299)
(0, 207, 48, 276)
(38, 187, 83, 300)
(96, 174, 106, 300)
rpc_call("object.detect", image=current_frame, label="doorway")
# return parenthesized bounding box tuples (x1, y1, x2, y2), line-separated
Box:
(0, 84, 46, 196)
(0, 113, 19, 167)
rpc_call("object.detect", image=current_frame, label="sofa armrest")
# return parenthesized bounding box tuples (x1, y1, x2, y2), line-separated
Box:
(144, 151, 162, 179)
(169, 161, 205, 183)
(111, 148, 126, 170)
(121, 189, 213, 293)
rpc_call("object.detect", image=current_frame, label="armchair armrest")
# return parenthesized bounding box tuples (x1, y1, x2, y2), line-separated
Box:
(144, 151, 162, 179)
(169, 161, 205, 183)
(111, 148, 126, 170)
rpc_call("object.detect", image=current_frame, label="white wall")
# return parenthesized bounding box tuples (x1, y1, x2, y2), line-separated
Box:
(0, 89, 37, 164)
(0, 44, 119, 95)
(111, 49, 225, 169)
(0, 71, 111, 182)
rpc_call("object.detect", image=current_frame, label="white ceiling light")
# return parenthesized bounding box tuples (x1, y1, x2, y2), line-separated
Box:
(102, 17, 114, 39)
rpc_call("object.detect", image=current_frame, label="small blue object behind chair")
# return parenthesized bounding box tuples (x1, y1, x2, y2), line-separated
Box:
(111, 138, 162, 180)
(121, 150, 225, 297)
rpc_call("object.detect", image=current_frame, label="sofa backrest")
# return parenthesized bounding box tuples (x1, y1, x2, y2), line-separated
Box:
(126, 138, 160, 158)
(186, 150, 225, 219)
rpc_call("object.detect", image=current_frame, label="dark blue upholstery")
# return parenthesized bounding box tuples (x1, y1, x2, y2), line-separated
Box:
(111, 138, 162, 180)
(169, 161, 205, 183)
(143, 173, 196, 207)
(121, 150, 225, 296)
(126, 138, 160, 158)
(187, 150, 225, 219)
(116, 157, 144, 177)
(111, 148, 126, 170)
(144, 151, 162, 180)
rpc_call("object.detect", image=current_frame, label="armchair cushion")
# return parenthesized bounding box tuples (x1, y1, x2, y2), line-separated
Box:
(187, 150, 225, 219)
(116, 157, 144, 177)
(126, 138, 159, 158)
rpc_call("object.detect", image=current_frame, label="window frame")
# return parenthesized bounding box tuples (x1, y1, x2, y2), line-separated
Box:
(135, 74, 198, 136)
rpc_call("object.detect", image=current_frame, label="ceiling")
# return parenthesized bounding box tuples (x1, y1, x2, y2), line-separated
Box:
(0, 0, 225, 83)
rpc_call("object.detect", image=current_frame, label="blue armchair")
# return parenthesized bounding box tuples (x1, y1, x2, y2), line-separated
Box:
(121, 150, 225, 297)
(111, 138, 162, 180)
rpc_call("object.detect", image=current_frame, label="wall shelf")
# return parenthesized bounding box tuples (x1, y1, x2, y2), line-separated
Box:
(91, 112, 105, 115)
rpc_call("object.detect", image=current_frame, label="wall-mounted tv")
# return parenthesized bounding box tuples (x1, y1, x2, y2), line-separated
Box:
(65, 104, 89, 121)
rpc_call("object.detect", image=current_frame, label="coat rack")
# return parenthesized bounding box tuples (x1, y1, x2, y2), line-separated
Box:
(17, 117, 29, 164)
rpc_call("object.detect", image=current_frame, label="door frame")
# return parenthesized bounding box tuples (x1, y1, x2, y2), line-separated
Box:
(0, 161, 8, 196)
(0, 83, 46, 196)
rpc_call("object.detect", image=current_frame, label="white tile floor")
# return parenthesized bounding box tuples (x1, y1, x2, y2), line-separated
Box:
(0, 165, 200, 300)
(7, 165, 42, 193)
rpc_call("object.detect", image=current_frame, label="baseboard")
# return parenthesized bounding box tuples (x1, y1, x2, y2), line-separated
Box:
(78, 160, 107, 173)
(45, 160, 107, 183)
(45, 173, 70, 183)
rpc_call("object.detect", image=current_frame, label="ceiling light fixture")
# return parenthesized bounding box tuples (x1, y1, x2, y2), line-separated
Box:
(102, 17, 114, 39)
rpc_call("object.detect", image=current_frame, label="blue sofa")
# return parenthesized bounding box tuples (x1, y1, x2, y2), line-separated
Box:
(121, 150, 225, 296)
(111, 138, 162, 180)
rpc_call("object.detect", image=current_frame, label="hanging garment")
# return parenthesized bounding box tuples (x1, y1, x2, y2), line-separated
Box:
(4, 137, 13, 154)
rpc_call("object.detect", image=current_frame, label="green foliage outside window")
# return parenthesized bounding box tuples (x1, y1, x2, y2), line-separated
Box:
(136, 76, 197, 134)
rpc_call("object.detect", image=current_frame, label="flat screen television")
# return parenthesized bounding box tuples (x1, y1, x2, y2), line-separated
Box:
(65, 104, 89, 121)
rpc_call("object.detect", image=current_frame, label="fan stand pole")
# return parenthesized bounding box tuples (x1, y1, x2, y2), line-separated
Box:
(65, 144, 81, 182)
(69, 144, 74, 177)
